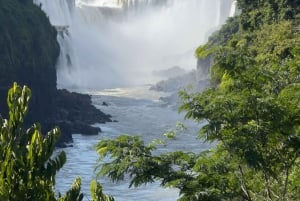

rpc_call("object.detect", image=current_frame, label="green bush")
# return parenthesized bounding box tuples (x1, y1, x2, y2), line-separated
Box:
(0, 83, 114, 201)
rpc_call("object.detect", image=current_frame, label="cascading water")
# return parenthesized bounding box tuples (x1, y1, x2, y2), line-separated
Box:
(33, 0, 236, 200)
(35, 0, 234, 90)
(229, 0, 238, 17)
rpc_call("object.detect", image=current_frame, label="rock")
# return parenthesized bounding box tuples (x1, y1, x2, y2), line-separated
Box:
(55, 89, 112, 123)
(102, 101, 109, 106)
(0, 0, 59, 128)
(53, 89, 112, 144)
(152, 66, 186, 79)
(150, 70, 198, 92)
(0, 0, 112, 147)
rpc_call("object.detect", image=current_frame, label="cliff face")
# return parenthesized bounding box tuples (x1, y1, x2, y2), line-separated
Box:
(0, 0, 59, 124)
(0, 0, 112, 146)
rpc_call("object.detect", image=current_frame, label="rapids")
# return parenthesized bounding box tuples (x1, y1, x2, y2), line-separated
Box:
(55, 86, 210, 200)
(34, 0, 236, 200)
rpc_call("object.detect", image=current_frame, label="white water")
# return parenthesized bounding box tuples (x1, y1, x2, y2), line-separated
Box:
(55, 86, 209, 200)
(34, 0, 235, 200)
(229, 0, 238, 17)
(36, 0, 234, 89)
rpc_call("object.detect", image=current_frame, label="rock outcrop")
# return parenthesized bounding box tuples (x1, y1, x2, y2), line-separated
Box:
(0, 0, 59, 125)
(52, 89, 112, 146)
(0, 0, 112, 147)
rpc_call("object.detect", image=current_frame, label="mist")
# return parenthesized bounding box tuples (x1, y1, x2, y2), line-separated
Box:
(36, 0, 234, 89)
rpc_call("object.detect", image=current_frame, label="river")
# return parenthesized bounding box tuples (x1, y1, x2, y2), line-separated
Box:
(33, 0, 234, 199)
(55, 85, 210, 200)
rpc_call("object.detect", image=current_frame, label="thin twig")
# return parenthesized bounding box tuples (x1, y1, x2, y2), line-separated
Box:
(238, 165, 253, 201)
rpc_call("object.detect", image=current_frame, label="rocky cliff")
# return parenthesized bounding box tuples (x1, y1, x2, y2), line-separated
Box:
(0, 0, 111, 146)
(0, 0, 59, 123)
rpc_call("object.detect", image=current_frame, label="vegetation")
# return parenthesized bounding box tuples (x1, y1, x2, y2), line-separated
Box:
(95, 1, 300, 200)
(0, 0, 59, 125)
(0, 0, 299, 200)
(0, 83, 113, 201)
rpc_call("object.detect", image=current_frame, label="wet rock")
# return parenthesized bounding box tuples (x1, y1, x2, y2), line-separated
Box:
(102, 101, 109, 106)
(53, 89, 112, 146)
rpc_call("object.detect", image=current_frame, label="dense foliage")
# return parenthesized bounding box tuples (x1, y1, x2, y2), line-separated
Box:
(0, 0, 59, 125)
(95, 1, 300, 200)
(0, 83, 114, 201)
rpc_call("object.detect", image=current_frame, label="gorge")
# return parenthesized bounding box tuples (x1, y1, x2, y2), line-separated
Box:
(1, 0, 300, 200)
(0, 0, 112, 147)
(0, 0, 236, 200)
(35, 0, 235, 89)
(34, 0, 236, 200)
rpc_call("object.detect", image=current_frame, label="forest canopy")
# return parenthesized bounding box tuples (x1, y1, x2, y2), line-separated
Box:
(95, 1, 300, 200)
(0, 0, 299, 200)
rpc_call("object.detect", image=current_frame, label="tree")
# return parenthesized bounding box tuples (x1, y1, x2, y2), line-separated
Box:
(0, 82, 64, 200)
(178, 20, 300, 200)
(95, 2, 300, 200)
(0, 82, 114, 201)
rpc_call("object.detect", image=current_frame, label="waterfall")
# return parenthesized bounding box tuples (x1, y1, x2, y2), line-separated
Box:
(34, 0, 74, 25)
(229, 0, 238, 17)
(35, 0, 234, 89)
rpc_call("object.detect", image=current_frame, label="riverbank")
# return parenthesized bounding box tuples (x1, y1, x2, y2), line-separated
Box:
(53, 89, 112, 147)
(0, 0, 112, 147)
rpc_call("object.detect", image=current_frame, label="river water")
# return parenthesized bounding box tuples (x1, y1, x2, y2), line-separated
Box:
(33, 0, 235, 199)
(55, 86, 210, 200)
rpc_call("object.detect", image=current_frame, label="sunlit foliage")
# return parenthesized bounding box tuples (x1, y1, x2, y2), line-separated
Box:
(95, 1, 300, 200)
(0, 83, 113, 201)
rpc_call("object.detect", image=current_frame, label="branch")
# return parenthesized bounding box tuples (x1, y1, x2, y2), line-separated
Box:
(238, 165, 253, 201)
(263, 170, 273, 201)
(282, 164, 289, 201)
